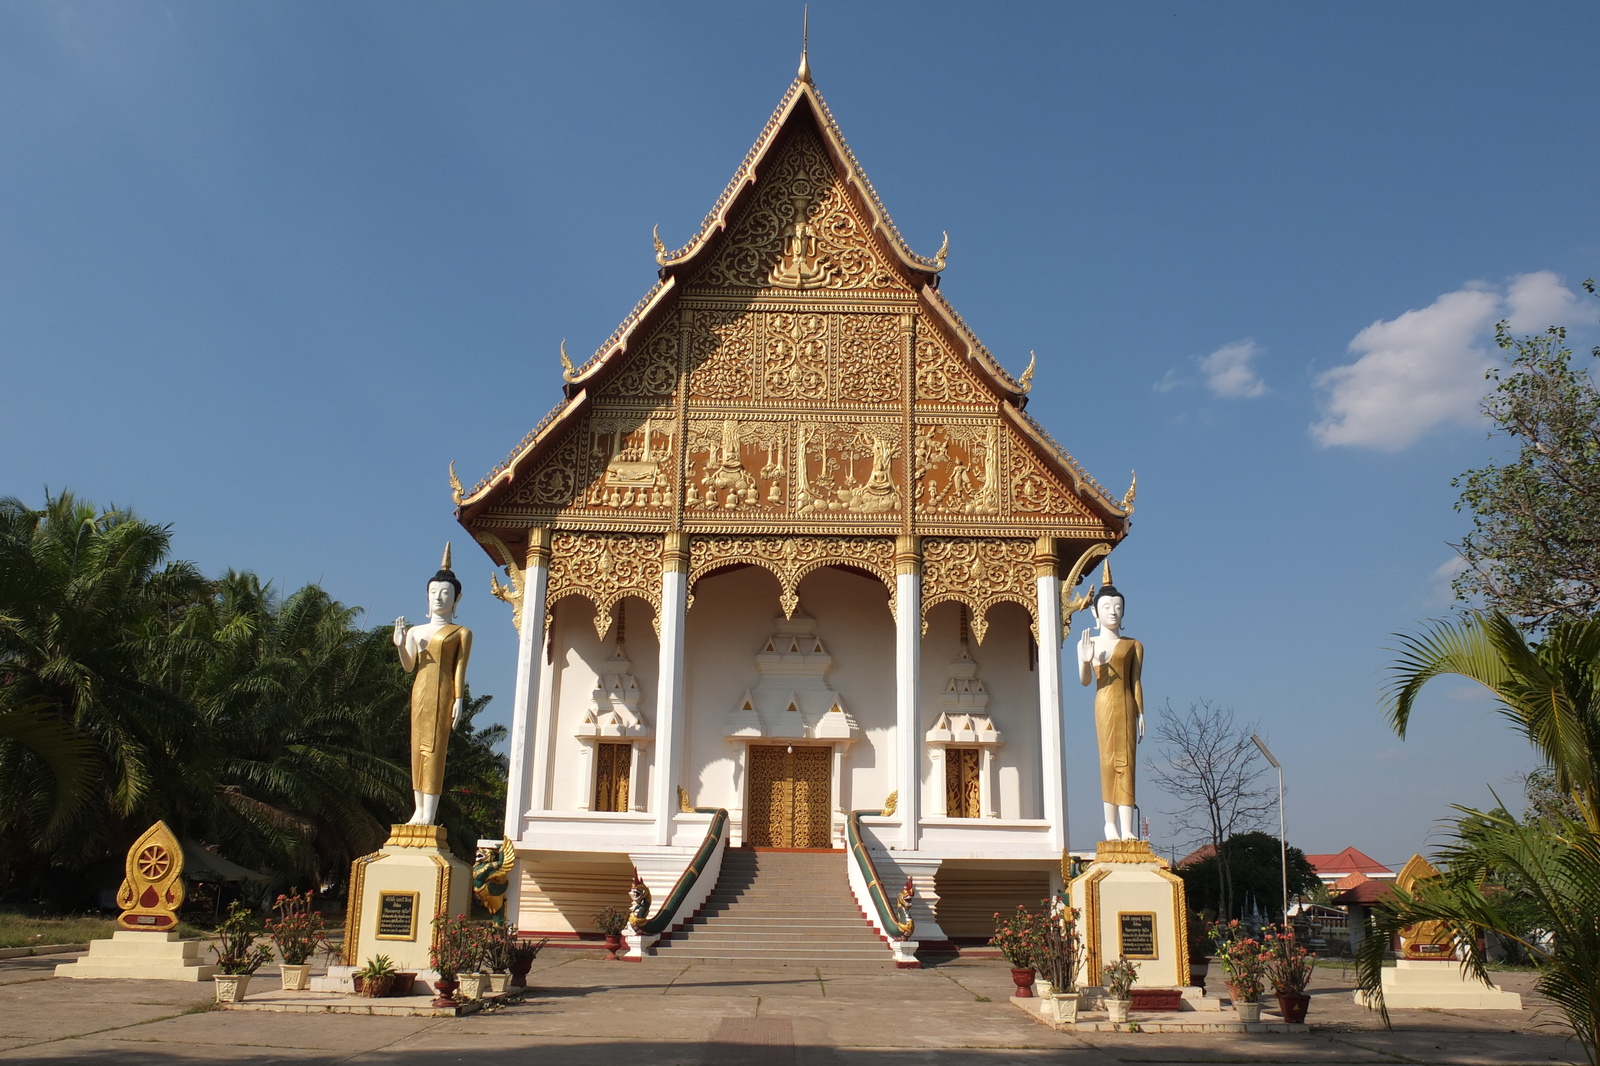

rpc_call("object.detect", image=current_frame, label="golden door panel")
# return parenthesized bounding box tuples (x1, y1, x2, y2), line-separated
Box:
(745, 744, 833, 848)
(594, 743, 630, 813)
(945, 747, 981, 818)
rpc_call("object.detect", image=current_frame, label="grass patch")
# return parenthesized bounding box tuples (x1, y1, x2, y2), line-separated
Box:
(0, 913, 116, 949)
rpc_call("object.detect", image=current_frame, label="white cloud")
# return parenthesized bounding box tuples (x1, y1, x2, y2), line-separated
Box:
(1152, 368, 1182, 393)
(1311, 272, 1583, 450)
(1199, 340, 1267, 398)
(1504, 270, 1583, 333)
(1427, 555, 1468, 607)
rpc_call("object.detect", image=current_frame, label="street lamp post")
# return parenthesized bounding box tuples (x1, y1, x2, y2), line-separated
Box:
(1251, 734, 1287, 924)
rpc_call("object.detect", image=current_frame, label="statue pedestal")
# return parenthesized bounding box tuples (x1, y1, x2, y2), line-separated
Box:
(1356, 959, 1522, 1010)
(343, 825, 470, 975)
(1070, 840, 1189, 990)
(55, 930, 216, 981)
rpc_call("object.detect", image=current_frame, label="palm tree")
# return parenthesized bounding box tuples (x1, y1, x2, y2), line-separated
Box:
(1361, 612, 1600, 1064)
(0, 493, 206, 878)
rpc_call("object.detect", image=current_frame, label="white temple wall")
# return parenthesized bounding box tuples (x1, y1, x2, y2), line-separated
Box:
(546, 596, 661, 813)
(918, 600, 1042, 820)
(681, 565, 895, 818)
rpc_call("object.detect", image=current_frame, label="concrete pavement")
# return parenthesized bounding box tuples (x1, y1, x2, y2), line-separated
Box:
(0, 950, 1575, 1064)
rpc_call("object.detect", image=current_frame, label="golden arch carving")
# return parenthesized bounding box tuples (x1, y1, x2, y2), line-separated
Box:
(1060, 541, 1113, 640)
(546, 532, 663, 639)
(688, 535, 895, 618)
(921, 538, 1038, 644)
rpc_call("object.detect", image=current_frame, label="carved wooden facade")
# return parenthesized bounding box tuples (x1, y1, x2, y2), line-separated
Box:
(457, 76, 1130, 637)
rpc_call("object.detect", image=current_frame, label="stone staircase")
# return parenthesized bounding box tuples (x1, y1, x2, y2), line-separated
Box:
(650, 848, 892, 967)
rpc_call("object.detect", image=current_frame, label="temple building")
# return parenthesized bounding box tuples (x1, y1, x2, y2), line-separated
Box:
(454, 60, 1132, 962)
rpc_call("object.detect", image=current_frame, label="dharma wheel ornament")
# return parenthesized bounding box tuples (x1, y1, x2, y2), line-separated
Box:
(115, 821, 185, 932)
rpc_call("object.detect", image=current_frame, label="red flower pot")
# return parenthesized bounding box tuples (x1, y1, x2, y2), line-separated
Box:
(1010, 967, 1036, 998)
(509, 963, 531, 988)
(603, 934, 623, 961)
(431, 978, 459, 1009)
(1276, 992, 1310, 1024)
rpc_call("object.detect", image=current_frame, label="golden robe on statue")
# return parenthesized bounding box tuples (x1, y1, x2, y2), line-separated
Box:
(1092, 637, 1143, 806)
(408, 623, 471, 796)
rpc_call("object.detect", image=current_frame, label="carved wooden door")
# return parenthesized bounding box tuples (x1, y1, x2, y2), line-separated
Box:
(745, 744, 833, 847)
(594, 742, 631, 813)
(945, 747, 981, 818)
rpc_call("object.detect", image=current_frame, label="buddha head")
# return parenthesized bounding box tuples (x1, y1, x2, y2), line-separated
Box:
(1092, 561, 1124, 631)
(427, 542, 462, 621)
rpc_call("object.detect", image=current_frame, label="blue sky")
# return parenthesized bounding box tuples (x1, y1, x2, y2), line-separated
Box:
(2, 2, 1596, 865)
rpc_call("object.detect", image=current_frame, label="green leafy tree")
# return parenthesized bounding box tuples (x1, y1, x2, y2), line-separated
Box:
(1453, 281, 1600, 626)
(1176, 831, 1319, 920)
(1359, 612, 1600, 1063)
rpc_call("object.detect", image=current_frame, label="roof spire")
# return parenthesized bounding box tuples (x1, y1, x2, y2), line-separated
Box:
(798, 6, 811, 83)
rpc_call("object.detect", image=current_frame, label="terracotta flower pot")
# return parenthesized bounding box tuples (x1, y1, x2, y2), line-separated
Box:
(509, 963, 531, 988)
(392, 973, 416, 997)
(361, 974, 395, 998)
(431, 977, 459, 1008)
(603, 934, 623, 961)
(1276, 992, 1310, 1023)
(279, 963, 312, 991)
(1009, 967, 1036, 997)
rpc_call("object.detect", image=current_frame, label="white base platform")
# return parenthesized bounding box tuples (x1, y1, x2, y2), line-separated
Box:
(1356, 959, 1522, 1010)
(55, 930, 216, 982)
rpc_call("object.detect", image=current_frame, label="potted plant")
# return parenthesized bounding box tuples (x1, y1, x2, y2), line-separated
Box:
(354, 954, 398, 998)
(509, 931, 548, 988)
(211, 902, 274, 1003)
(989, 906, 1040, 998)
(430, 913, 474, 1007)
(482, 922, 514, 994)
(1211, 919, 1268, 1023)
(264, 890, 326, 992)
(1033, 896, 1082, 1025)
(1263, 923, 1315, 1023)
(1101, 958, 1138, 1024)
(593, 906, 628, 961)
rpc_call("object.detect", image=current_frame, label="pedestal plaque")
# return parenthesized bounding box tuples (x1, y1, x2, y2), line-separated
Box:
(343, 825, 469, 974)
(1070, 840, 1188, 990)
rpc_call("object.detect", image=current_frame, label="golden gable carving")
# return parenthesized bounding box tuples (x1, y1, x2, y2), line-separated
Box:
(688, 124, 908, 294)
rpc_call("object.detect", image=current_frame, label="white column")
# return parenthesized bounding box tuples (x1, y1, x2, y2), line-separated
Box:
(502, 528, 552, 841)
(652, 533, 690, 846)
(1035, 537, 1068, 854)
(895, 536, 922, 851)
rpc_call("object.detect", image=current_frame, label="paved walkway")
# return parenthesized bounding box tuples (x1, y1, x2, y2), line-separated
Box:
(0, 951, 1574, 1064)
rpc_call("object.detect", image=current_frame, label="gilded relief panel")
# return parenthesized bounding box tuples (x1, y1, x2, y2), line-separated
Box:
(602, 320, 679, 402)
(759, 311, 828, 401)
(1005, 434, 1092, 519)
(913, 323, 990, 407)
(684, 418, 789, 513)
(687, 124, 907, 294)
(835, 313, 901, 405)
(914, 423, 1001, 517)
(687, 309, 756, 402)
(793, 420, 902, 516)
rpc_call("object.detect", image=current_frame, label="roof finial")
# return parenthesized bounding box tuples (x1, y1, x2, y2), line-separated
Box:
(559, 338, 577, 383)
(652, 224, 668, 266)
(1019, 350, 1036, 393)
(798, 6, 811, 83)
